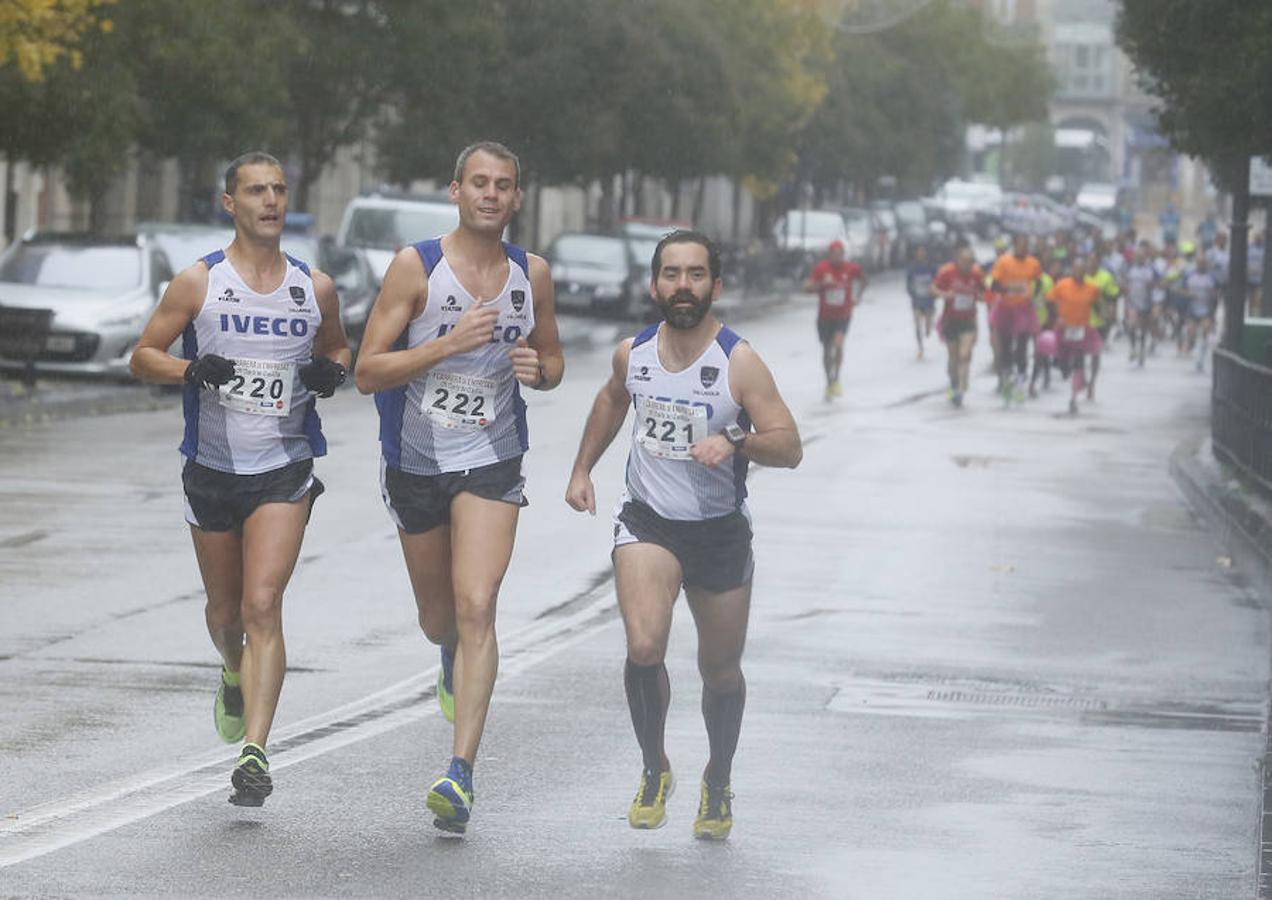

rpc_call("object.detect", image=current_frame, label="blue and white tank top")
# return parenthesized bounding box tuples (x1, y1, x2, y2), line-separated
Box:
(179, 250, 326, 474)
(1124, 262, 1155, 309)
(623, 323, 750, 521)
(376, 239, 534, 475)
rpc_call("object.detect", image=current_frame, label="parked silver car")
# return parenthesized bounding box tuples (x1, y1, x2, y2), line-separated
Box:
(0, 233, 174, 378)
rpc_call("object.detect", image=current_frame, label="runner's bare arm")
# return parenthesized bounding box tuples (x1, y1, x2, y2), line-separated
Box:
(310, 270, 352, 370)
(511, 254, 564, 390)
(565, 340, 634, 514)
(129, 264, 209, 385)
(727, 342, 801, 469)
(354, 247, 497, 393)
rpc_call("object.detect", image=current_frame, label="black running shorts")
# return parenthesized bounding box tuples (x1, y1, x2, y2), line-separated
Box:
(941, 318, 976, 341)
(381, 456, 528, 535)
(817, 318, 851, 345)
(614, 498, 754, 594)
(182, 458, 323, 532)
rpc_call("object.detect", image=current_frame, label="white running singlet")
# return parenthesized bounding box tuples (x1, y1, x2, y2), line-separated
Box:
(1124, 262, 1155, 312)
(376, 239, 535, 475)
(179, 250, 326, 474)
(622, 323, 750, 521)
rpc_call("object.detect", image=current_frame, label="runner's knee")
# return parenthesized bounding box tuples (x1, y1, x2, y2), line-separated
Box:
(240, 588, 283, 634)
(627, 635, 666, 667)
(699, 658, 744, 694)
(453, 590, 497, 638)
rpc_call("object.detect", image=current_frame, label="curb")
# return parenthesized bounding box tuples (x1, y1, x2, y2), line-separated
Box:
(1169, 436, 1272, 900)
(0, 382, 179, 430)
(1169, 435, 1272, 601)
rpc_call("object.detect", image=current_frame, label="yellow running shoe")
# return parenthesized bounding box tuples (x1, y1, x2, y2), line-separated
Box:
(628, 768, 674, 829)
(213, 668, 245, 744)
(427, 775, 473, 834)
(437, 645, 455, 724)
(830, 380, 843, 397)
(692, 780, 733, 840)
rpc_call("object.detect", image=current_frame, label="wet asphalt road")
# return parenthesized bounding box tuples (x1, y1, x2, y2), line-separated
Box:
(0, 273, 1266, 898)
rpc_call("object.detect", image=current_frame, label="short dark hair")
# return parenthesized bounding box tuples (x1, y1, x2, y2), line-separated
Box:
(453, 141, 520, 187)
(225, 151, 283, 195)
(650, 230, 721, 282)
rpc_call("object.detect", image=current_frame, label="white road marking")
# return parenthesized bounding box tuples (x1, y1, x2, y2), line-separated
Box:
(0, 590, 619, 868)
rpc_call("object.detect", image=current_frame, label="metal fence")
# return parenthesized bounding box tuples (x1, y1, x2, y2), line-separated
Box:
(1213, 347, 1272, 497)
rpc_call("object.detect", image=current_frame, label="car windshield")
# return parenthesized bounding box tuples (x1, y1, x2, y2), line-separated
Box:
(345, 205, 458, 250)
(552, 235, 627, 269)
(895, 202, 925, 225)
(0, 244, 142, 291)
(280, 236, 318, 267)
(623, 222, 681, 241)
(145, 228, 234, 271)
(776, 211, 842, 238)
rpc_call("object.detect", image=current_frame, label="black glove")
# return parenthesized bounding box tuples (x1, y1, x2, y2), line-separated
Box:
(299, 356, 346, 398)
(183, 354, 236, 389)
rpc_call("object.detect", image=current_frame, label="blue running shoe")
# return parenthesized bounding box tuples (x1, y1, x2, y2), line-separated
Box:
(427, 775, 472, 834)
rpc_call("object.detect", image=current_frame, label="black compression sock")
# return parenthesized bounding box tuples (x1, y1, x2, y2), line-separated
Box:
(702, 680, 746, 787)
(624, 658, 670, 773)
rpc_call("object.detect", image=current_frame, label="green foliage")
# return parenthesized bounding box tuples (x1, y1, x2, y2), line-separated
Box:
(1116, 0, 1272, 173)
(796, 0, 1052, 196)
(0, 0, 1054, 232)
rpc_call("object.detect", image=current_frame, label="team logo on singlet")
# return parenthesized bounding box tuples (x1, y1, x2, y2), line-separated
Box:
(634, 365, 652, 383)
(442, 295, 462, 312)
(289, 286, 306, 305)
(511, 290, 525, 313)
(700, 366, 719, 389)
(218, 288, 239, 303)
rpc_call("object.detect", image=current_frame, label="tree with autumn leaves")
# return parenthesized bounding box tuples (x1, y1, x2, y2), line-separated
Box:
(1, 0, 1051, 235)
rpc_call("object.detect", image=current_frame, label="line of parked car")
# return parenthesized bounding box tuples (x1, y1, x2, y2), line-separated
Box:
(0, 176, 1122, 378)
(772, 178, 1121, 280)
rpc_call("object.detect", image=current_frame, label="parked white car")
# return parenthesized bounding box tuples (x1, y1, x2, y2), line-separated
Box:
(0, 233, 174, 378)
(336, 194, 460, 284)
(1075, 182, 1119, 218)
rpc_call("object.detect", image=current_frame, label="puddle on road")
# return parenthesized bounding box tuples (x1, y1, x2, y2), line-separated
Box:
(825, 672, 1262, 734)
(0, 530, 49, 549)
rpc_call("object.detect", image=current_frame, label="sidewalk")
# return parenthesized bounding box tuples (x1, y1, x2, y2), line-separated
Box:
(1171, 434, 1272, 603)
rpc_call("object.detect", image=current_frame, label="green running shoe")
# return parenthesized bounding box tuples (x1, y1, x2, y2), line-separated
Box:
(214, 668, 245, 744)
(426, 775, 472, 834)
(438, 645, 455, 724)
(229, 743, 272, 807)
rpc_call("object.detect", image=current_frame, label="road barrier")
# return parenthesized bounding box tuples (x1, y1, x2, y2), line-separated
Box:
(1213, 347, 1272, 498)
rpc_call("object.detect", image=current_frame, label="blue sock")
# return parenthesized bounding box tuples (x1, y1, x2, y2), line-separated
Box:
(440, 645, 455, 692)
(448, 756, 473, 796)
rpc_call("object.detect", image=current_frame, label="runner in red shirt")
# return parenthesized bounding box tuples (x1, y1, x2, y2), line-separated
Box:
(932, 246, 985, 407)
(804, 239, 866, 400)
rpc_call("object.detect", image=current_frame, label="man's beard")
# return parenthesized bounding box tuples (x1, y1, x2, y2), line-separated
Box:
(656, 287, 711, 330)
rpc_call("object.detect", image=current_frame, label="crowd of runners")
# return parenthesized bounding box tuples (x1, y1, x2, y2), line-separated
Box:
(808, 218, 1233, 415)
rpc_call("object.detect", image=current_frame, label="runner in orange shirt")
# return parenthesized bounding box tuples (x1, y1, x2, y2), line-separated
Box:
(1047, 256, 1103, 415)
(989, 234, 1042, 405)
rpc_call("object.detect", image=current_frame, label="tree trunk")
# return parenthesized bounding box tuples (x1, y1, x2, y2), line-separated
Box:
(3, 158, 16, 244)
(731, 177, 743, 244)
(692, 176, 707, 227)
(597, 176, 616, 232)
(1224, 154, 1250, 350)
(669, 179, 682, 221)
(633, 173, 645, 218)
(529, 179, 543, 253)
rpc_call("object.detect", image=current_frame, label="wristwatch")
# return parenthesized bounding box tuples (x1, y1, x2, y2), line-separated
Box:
(723, 423, 747, 448)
